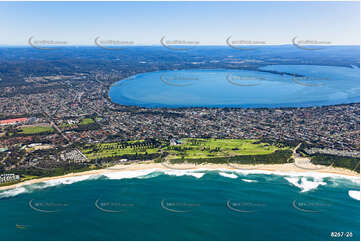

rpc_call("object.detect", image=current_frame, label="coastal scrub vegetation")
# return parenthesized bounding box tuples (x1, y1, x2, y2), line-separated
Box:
(167, 150, 293, 165)
(311, 154, 360, 173)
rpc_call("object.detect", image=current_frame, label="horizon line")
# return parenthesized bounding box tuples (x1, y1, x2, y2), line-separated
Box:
(0, 44, 360, 47)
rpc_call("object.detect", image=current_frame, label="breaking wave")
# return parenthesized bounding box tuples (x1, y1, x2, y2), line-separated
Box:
(0, 168, 358, 198)
(163, 170, 205, 179)
(0, 174, 100, 199)
(103, 169, 160, 179)
(0, 187, 27, 198)
(348, 190, 360, 200)
(218, 172, 238, 179)
(241, 179, 258, 183)
(284, 176, 327, 192)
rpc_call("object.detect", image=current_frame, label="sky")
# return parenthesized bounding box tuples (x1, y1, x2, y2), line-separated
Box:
(0, 1, 359, 46)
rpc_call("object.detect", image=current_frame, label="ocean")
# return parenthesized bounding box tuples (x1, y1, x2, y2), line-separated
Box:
(108, 65, 360, 108)
(0, 169, 359, 241)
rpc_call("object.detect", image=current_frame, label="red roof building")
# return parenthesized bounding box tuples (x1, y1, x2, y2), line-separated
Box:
(0, 118, 28, 125)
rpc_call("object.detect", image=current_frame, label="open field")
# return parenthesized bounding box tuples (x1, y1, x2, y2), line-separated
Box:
(79, 118, 95, 125)
(165, 138, 284, 160)
(19, 125, 54, 134)
(81, 138, 288, 161)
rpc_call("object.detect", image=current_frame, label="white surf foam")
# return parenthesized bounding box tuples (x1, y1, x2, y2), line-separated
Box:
(189, 172, 205, 179)
(284, 176, 327, 192)
(348, 190, 360, 200)
(218, 172, 238, 179)
(103, 169, 158, 179)
(163, 170, 205, 179)
(0, 187, 27, 198)
(40, 174, 98, 188)
(1, 167, 358, 199)
(0, 174, 100, 199)
(231, 168, 359, 185)
(104, 169, 206, 179)
(241, 179, 258, 183)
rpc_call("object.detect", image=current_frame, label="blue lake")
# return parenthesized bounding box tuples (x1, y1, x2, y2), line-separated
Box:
(109, 65, 360, 108)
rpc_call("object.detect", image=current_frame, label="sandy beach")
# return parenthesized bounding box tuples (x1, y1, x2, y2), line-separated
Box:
(0, 160, 359, 192)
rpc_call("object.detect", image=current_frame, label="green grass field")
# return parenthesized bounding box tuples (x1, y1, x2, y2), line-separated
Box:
(82, 141, 160, 160)
(19, 126, 54, 134)
(165, 138, 282, 160)
(81, 138, 287, 161)
(59, 122, 74, 128)
(79, 118, 95, 125)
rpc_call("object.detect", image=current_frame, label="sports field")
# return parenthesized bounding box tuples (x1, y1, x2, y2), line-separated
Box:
(79, 118, 95, 125)
(19, 126, 54, 134)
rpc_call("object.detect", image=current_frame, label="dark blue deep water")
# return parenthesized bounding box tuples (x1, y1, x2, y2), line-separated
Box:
(0, 170, 359, 241)
(109, 65, 360, 108)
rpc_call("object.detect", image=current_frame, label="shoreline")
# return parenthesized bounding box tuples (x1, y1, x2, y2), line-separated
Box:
(0, 161, 359, 192)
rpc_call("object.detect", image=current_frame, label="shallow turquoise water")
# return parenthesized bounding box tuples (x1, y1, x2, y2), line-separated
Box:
(0, 170, 359, 241)
(109, 65, 360, 108)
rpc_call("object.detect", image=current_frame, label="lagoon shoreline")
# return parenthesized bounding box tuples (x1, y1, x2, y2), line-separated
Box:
(0, 161, 359, 192)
